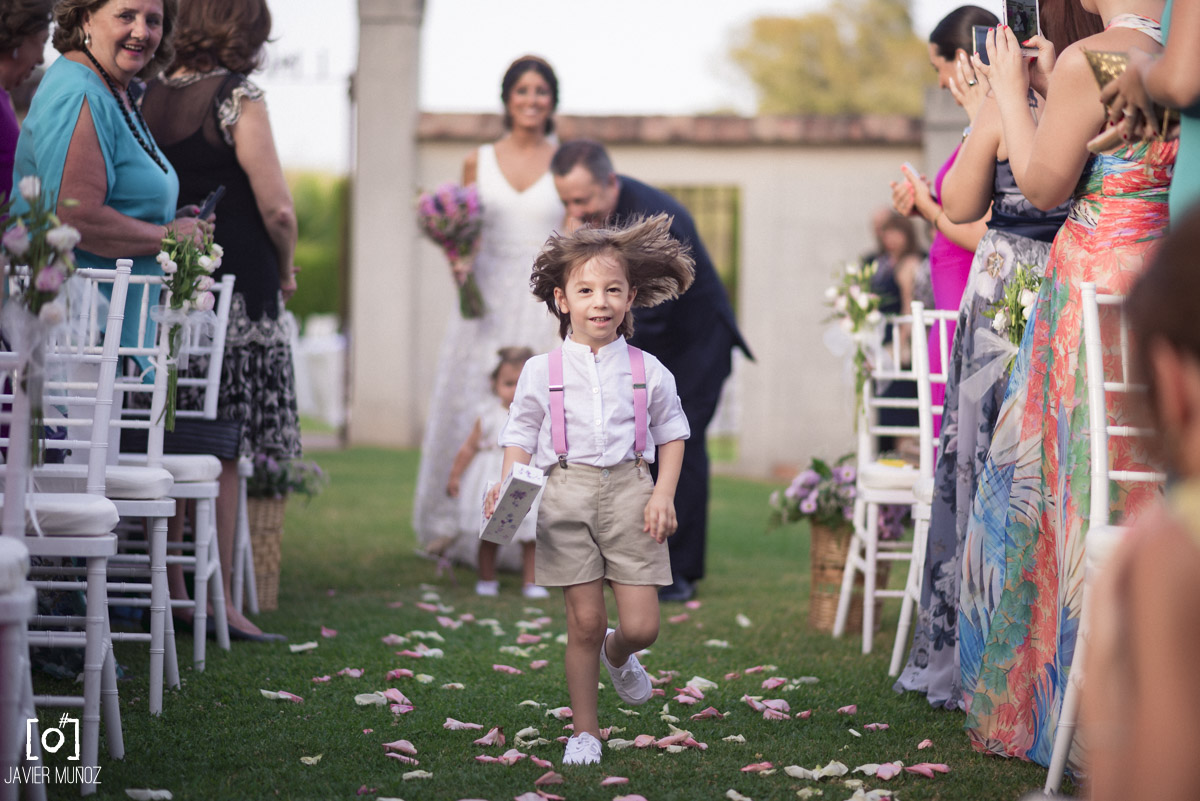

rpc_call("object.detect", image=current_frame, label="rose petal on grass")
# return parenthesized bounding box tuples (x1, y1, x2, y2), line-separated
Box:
(386, 601, 404, 608)
(722, 734, 746, 743)
(416, 602, 439, 612)
(383, 688, 411, 705)
(401, 769, 432, 780)
(668, 613, 689, 624)
(529, 660, 549, 670)
(312, 675, 331, 683)
(743, 665, 766, 674)
(385, 753, 419, 765)
(288, 641, 318, 653)
(320, 626, 337, 638)
(494, 664, 524, 675)
(436, 615, 462, 629)
(383, 739, 417, 755)
(762, 699, 790, 712)
(741, 695, 765, 712)
(735, 613, 752, 628)
(498, 749, 527, 766)
(300, 754, 323, 765)
(685, 600, 702, 609)
(672, 694, 699, 705)
(796, 709, 813, 719)
(600, 776, 629, 786)
(849, 729, 861, 737)
(474, 755, 499, 763)
(534, 770, 563, 786)
(355, 693, 386, 706)
(444, 717, 484, 730)
(760, 677, 787, 690)
(513, 794, 543, 801)
(389, 704, 414, 715)
(260, 689, 303, 703)
(724, 671, 741, 680)
(355, 786, 376, 796)
(530, 755, 554, 768)
(690, 706, 726, 720)
(853, 763, 881, 775)
(415, 674, 434, 683)
(875, 762, 904, 780)
(864, 723, 889, 732)
(762, 708, 788, 720)
(473, 727, 506, 747)
(516, 633, 543, 645)
(704, 639, 730, 648)
(905, 763, 950, 778)
(125, 790, 173, 800)
(338, 668, 364, 678)
(724, 791, 752, 801)
(381, 634, 407, 645)
(363, 729, 373, 734)
(612, 796, 648, 801)
(545, 706, 573, 720)
(918, 738, 934, 749)
(837, 704, 857, 715)
(536, 792, 566, 801)
(397, 649, 425, 658)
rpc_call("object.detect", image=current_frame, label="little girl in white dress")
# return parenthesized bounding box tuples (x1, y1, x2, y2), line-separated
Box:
(447, 347, 546, 598)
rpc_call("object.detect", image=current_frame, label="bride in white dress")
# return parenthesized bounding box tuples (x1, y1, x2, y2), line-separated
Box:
(414, 56, 564, 569)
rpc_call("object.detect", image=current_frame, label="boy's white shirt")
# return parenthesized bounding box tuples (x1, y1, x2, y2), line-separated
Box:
(499, 336, 690, 471)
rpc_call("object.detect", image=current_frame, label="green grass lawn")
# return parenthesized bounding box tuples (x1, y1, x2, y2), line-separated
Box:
(29, 448, 1060, 800)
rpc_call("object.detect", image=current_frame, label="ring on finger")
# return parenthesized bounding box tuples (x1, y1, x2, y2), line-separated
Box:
(967, 79, 977, 86)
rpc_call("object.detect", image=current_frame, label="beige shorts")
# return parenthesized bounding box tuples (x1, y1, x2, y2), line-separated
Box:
(534, 461, 672, 588)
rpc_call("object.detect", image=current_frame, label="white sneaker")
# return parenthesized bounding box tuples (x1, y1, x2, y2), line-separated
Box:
(562, 731, 602, 766)
(522, 583, 550, 599)
(475, 580, 499, 597)
(599, 627, 652, 705)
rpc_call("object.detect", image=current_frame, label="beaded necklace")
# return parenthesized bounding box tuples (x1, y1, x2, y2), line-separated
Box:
(81, 47, 168, 174)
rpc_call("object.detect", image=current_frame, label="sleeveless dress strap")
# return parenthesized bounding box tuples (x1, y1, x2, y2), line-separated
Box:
(549, 346, 567, 468)
(1105, 13, 1163, 42)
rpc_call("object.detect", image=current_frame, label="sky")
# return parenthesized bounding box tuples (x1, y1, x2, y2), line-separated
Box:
(215, 0, 968, 172)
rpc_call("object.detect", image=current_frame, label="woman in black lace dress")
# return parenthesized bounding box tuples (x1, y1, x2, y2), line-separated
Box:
(142, 0, 299, 640)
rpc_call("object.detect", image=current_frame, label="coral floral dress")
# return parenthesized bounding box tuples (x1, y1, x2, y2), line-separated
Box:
(960, 14, 1176, 766)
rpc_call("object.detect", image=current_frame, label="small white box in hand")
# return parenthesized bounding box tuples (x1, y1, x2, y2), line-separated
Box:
(479, 462, 545, 545)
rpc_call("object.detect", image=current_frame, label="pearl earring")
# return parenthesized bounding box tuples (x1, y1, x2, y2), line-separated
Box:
(84, 32, 91, 47)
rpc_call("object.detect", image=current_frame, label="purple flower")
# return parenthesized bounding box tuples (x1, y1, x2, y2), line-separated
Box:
(34, 262, 66, 293)
(797, 469, 821, 488)
(800, 498, 817, 515)
(2, 222, 30, 256)
(833, 465, 856, 484)
(843, 506, 854, 521)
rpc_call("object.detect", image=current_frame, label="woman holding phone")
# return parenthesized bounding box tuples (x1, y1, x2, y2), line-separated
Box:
(958, 0, 1175, 764)
(142, 0, 298, 640)
(893, 0, 1102, 711)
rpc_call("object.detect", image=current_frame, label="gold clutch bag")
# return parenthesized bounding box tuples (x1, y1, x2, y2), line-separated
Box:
(1083, 49, 1179, 152)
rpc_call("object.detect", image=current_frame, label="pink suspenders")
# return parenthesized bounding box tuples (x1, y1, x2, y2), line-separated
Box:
(548, 345, 648, 469)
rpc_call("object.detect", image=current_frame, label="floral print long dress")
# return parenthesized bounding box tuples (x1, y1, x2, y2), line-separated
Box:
(960, 128, 1176, 764)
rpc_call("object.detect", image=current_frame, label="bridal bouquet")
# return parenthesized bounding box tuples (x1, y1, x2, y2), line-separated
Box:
(824, 260, 885, 413)
(416, 182, 485, 319)
(156, 227, 222, 430)
(1, 176, 81, 464)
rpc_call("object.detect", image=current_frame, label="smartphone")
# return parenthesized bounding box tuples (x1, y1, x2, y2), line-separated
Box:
(900, 161, 917, 176)
(1002, 0, 1040, 55)
(196, 184, 225, 219)
(972, 25, 991, 66)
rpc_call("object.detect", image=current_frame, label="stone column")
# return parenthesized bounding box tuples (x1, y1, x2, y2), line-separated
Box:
(348, 0, 424, 446)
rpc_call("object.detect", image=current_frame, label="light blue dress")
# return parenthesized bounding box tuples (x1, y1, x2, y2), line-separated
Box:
(12, 57, 178, 348)
(1163, 0, 1200, 222)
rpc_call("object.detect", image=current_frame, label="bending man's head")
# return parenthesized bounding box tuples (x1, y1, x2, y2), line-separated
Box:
(551, 139, 621, 227)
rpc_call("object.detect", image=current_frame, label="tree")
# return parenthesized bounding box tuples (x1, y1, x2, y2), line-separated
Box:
(730, 0, 931, 116)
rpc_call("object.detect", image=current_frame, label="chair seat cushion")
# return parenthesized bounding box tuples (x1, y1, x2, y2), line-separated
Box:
(32, 464, 174, 499)
(0, 492, 120, 536)
(120, 453, 222, 483)
(859, 460, 920, 491)
(0, 536, 31, 594)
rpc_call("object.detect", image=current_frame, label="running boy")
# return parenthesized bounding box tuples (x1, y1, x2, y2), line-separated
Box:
(485, 213, 695, 766)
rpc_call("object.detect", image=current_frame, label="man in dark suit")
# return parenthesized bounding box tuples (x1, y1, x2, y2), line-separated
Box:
(550, 139, 752, 602)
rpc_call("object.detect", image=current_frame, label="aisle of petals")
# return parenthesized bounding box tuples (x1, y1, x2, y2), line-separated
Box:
(256, 584, 952, 801)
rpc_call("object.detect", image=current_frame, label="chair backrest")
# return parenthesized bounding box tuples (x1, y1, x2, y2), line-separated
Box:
(910, 302, 957, 479)
(0, 262, 132, 533)
(172, 273, 235, 420)
(110, 273, 172, 467)
(1080, 282, 1167, 529)
(858, 303, 956, 477)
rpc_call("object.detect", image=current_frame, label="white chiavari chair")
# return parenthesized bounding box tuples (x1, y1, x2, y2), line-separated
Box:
(1043, 283, 1167, 794)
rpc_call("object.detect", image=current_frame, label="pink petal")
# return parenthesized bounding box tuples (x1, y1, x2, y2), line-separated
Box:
(534, 770, 564, 786)
(761, 677, 787, 690)
(763, 699, 790, 712)
(416, 602, 439, 612)
(905, 763, 950, 778)
(387, 668, 415, 680)
(741, 761, 774, 772)
(383, 739, 417, 755)
(598, 727, 614, 740)
(676, 685, 704, 699)
(493, 664, 524, 675)
(516, 633, 543, 645)
(648, 674, 672, 686)
(655, 732, 690, 748)
(498, 748, 527, 766)
(320, 626, 338, 638)
(918, 738, 934, 749)
(601, 776, 629, 786)
(338, 667, 364, 678)
(278, 691, 303, 703)
(613, 796, 649, 801)
(724, 672, 742, 680)
(762, 707, 789, 720)
(513, 794, 542, 801)
(530, 755, 554, 769)
(473, 727, 506, 747)
(837, 704, 857, 715)
(384, 753, 419, 765)
(547, 706, 573, 720)
(381, 634, 406, 645)
(387, 601, 404, 608)
(389, 704, 414, 715)
(363, 729, 373, 734)
(685, 600, 701, 609)
(474, 754, 498, 763)
(398, 649, 424, 658)
(683, 737, 708, 750)
(690, 706, 726, 720)
(530, 660, 549, 670)
(536, 792, 566, 801)
(876, 762, 904, 780)
(741, 694, 765, 712)
(459, 613, 476, 622)
(744, 665, 766, 674)
(444, 717, 484, 730)
(796, 709, 813, 719)
(632, 734, 656, 748)
(864, 722, 889, 731)
(357, 785, 376, 795)
(435, 615, 461, 629)
(383, 688, 411, 705)
(668, 613, 689, 624)
(672, 694, 699, 705)
(651, 688, 666, 697)
(312, 675, 331, 683)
